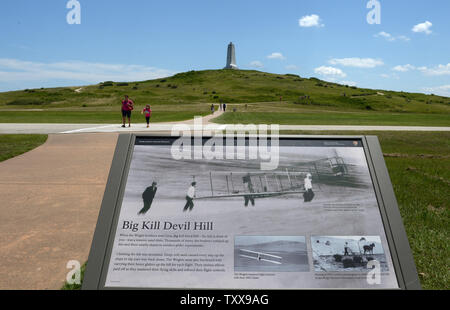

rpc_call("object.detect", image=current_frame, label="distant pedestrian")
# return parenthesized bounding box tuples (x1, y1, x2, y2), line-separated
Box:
(138, 182, 157, 215)
(183, 182, 196, 212)
(142, 104, 152, 128)
(211, 104, 215, 114)
(223, 103, 227, 112)
(303, 173, 315, 202)
(121, 95, 134, 128)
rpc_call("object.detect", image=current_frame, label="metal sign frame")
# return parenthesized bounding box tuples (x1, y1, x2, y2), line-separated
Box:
(82, 134, 421, 290)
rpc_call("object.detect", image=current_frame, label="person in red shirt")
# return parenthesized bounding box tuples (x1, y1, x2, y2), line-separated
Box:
(121, 95, 134, 127)
(142, 104, 152, 128)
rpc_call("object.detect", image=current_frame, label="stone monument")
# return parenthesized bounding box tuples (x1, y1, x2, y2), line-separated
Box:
(224, 42, 238, 69)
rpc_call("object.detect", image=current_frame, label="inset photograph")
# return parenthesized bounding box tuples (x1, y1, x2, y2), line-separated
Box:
(234, 236, 309, 272)
(311, 236, 390, 272)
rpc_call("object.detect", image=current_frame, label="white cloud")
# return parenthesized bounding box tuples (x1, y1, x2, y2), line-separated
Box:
(249, 60, 264, 68)
(418, 63, 450, 76)
(380, 73, 399, 79)
(375, 31, 395, 41)
(0, 58, 175, 85)
(298, 14, 324, 28)
(393, 64, 416, 72)
(340, 81, 357, 87)
(398, 35, 411, 42)
(267, 52, 286, 60)
(329, 57, 384, 68)
(422, 85, 450, 97)
(285, 64, 299, 70)
(374, 32, 410, 42)
(412, 21, 433, 34)
(314, 66, 346, 78)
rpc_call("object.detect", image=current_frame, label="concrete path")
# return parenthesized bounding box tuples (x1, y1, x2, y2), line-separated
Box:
(0, 110, 448, 134)
(0, 133, 118, 289)
(0, 110, 225, 134)
(0, 123, 449, 134)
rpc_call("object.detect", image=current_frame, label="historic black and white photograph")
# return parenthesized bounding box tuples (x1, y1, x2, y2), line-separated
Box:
(311, 236, 390, 272)
(234, 236, 309, 272)
(117, 144, 385, 235)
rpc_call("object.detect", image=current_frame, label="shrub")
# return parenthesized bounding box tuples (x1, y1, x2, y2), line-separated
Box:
(171, 85, 177, 89)
(6, 99, 46, 106)
(116, 83, 129, 86)
(213, 95, 219, 99)
(333, 254, 343, 262)
(156, 84, 160, 88)
(353, 256, 363, 264)
(342, 258, 355, 268)
(160, 79, 166, 83)
(132, 86, 138, 90)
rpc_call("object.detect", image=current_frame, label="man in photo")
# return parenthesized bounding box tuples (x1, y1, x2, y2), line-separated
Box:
(183, 182, 196, 212)
(303, 173, 315, 202)
(138, 182, 157, 215)
(344, 242, 351, 256)
(243, 173, 255, 207)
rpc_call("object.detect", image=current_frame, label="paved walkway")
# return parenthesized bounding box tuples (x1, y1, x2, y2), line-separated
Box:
(0, 110, 448, 134)
(0, 133, 118, 289)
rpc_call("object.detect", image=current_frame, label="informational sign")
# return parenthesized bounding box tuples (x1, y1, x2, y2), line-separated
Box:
(83, 135, 420, 290)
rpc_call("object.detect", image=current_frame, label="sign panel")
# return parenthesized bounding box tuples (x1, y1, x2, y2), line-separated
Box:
(83, 135, 420, 290)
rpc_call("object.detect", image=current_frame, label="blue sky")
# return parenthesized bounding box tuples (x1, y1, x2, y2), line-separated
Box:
(0, 0, 449, 96)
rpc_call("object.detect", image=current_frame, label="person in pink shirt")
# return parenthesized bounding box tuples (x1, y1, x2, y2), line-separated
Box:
(142, 104, 152, 128)
(121, 95, 134, 127)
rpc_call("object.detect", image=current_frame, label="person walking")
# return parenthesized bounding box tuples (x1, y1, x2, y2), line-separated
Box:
(142, 104, 152, 128)
(242, 173, 255, 207)
(344, 242, 351, 256)
(223, 103, 227, 112)
(303, 173, 315, 202)
(183, 182, 196, 212)
(138, 182, 157, 215)
(211, 104, 215, 114)
(121, 95, 134, 128)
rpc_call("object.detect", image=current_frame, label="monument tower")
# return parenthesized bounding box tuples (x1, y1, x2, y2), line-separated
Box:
(224, 42, 238, 69)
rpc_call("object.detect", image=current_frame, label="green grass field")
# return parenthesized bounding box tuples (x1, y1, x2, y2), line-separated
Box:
(213, 110, 450, 126)
(0, 69, 448, 125)
(0, 110, 208, 124)
(0, 134, 48, 162)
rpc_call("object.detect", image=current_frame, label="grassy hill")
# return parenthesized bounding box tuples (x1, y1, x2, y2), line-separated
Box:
(0, 69, 449, 125)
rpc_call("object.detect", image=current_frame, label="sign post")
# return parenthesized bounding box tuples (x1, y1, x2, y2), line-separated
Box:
(83, 134, 420, 290)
